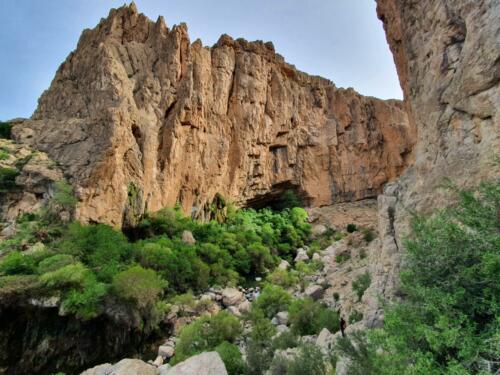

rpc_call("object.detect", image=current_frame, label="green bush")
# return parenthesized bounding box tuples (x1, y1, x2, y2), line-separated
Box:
(215, 341, 246, 375)
(173, 311, 242, 364)
(40, 263, 88, 288)
(0, 167, 19, 193)
(352, 272, 371, 301)
(266, 268, 299, 289)
(52, 181, 78, 209)
(62, 274, 107, 319)
(271, 330, 299, 351)
(0, 252, 35, 275)
(253, 284, 292, 319)
(37, 254, 75, 274)
(112, 265, 165, 309)
(288, 298, 339, 335)
(57, 223, 132, 282)
(346, 223, 357, 233)
(0, 122, 12, 139)
(362, 227, 376, 242)
(338, 181, 500, 374)
(335, 252, 351, 264)
(286, 344, 327, 375)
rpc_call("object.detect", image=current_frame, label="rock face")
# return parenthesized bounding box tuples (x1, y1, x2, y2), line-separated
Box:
(369, 0, 500, 309)
(0, 138, 64, 224)
(12, 3, 414, 227)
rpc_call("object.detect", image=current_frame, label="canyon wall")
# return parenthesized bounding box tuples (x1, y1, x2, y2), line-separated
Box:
(366, 0, 500, 321)
(11, 4, 414, 227)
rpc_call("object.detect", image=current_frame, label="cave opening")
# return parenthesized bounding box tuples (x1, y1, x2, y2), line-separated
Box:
(243, 182, 310, 211)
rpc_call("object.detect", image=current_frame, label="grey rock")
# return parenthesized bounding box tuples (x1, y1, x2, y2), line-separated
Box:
(165, 351, 227, 375)
(304, 284, 324, 300)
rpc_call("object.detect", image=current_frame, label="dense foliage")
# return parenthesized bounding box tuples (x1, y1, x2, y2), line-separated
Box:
(336, 180, 500, 374)
(0, 199, 311, 327)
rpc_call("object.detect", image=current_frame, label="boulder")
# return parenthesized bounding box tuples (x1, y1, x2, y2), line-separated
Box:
(165, 351, 228, 375)
(312, 224, 327, 236)
(294, 248, 309, 262)
(227, 306, 241, 317)
(276, 311, 289, 325)
(153, 356, 164, 366)
(238, 300, 251, 314)
(304, 284, 324, 300)
(158, 345, 175, 359)
(181, 230, 196, 245)
(276, 324, 290, 334)
(278, 260, 290, 270)
(221, 288, 245, 307)
(315, 328, 334, 351)
(81, 359, 159, 375)
(80, 364, 112, 375)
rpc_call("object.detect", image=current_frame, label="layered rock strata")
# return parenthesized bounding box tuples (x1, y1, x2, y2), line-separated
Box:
(13, 3, 414, 227)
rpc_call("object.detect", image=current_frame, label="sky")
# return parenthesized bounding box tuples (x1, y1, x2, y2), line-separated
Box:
(0, 0, 402, 121)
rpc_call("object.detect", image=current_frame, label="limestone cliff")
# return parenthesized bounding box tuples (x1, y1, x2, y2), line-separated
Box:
(12, 3, 414, 227)
(366, 0, 500, 320)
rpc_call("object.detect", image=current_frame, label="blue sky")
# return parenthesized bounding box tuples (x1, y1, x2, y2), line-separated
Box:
(0, 0, 402, 120)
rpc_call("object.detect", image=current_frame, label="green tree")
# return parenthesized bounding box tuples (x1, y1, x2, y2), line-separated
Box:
(112, 265, 165, 309)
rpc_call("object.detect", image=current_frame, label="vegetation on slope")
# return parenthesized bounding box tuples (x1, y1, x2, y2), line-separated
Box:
(335, 180, 500, 374)
(0, 186, 311, 329)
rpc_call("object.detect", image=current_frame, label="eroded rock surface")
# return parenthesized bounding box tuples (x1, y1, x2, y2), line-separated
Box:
(369, 0, 500, 310)
(13, 4, 414, 227)
(0, 138, 64, 225)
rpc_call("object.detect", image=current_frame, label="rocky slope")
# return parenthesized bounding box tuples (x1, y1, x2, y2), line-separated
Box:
(11, 3, 414, 227)
(368, 0, 500, 311)
(0, 138, 64, 227)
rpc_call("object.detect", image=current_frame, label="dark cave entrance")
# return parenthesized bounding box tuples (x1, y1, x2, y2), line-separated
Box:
(244, 182, 311, 211)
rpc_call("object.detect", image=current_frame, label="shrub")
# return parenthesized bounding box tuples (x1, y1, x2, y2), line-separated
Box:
(352, 272, 371, 301)
(266, 268, 299, 289)
(271, 330, 299, 351)
(0, 149, 8, 160)
(346, 223, 357, 233)
(173, 311, 242, 364)
(314, 307, 340, 333)
(37, 254, 75, 274)
(286, 344, 327, 375)
(253, 284, 292, 318)
(0, 122, 12, 139)
(0, 251, 35, 275)
(335, 252, 351, 264)
(112, 265, 165, 309)
(0, 167, 19, 193)
(348, 310, 363, 324)
(62, 274, 107, 319)
(288, 298, 339, 335)
(57, 223, 132, 282)
(40, 263, 88, 288)
(362, 227, 376, 243)
(215, 341, 246, 375)
(52, 181, 78, 209)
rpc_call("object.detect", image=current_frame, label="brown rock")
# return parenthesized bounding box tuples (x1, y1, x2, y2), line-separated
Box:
(12, 4, 414, 227)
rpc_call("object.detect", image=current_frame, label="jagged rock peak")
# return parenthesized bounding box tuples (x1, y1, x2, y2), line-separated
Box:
(13, 3, 415, 227)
